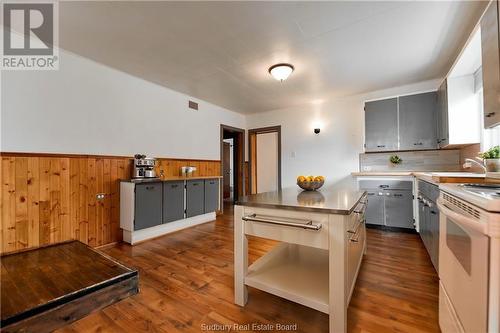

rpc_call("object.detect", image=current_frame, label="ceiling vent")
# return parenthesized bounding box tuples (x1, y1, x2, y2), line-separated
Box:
(188, 100, 198, 110)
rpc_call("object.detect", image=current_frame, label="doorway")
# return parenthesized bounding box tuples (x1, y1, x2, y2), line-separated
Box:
(248, 126, 282, 194)
(220, 125, 245, 209)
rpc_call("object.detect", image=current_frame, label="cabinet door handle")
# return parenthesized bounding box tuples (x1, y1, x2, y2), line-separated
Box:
(145, 186, 155, 190)
(485, 112, 496, 118)
(394, 194, 403, 197)
(413, 142, 423, 146)
(171, 184, 178, 188)
(377, 145, 386, 148)
(379, 185, 389, 188)
(192, 183, 199, 186)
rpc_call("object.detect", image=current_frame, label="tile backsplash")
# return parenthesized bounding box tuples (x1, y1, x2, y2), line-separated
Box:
(359, 149, 461, 172)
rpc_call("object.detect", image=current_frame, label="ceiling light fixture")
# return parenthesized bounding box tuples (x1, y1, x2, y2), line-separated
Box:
(268, 63, 294, 82)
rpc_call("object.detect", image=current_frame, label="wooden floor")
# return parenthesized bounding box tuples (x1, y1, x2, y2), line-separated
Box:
(57, 205, 440, 333)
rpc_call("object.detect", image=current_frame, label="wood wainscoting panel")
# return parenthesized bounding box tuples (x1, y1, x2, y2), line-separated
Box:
(0, 153, 220, 254)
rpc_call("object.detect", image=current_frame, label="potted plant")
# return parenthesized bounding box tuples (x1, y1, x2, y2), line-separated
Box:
(389, 155, 403, 165)
(479, 145, 500, 172)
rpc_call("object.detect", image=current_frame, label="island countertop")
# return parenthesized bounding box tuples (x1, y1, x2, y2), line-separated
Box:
(236, 179, 366, 215)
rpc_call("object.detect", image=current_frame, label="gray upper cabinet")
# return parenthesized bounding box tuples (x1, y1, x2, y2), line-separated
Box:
(204, 179, 219, 213)
(163, 181, 185, 223)
(135, 182, 163, 230)
(364, 98, 399, 152)
(399, 92, 438, 150)
(480, 0, 500, 128)
(186, 180, 205, 217)
(437, 80, 449, 148)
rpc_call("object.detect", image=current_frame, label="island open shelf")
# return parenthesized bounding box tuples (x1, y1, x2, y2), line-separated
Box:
(245, 242, 329, 314)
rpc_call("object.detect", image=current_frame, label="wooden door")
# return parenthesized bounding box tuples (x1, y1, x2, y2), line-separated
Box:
(223, 142, 231, 198)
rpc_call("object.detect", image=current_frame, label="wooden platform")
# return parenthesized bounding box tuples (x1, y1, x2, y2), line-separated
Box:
(1, 240, 138, 333)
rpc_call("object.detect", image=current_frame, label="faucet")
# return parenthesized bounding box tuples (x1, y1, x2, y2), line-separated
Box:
(463, 158, 486, 173)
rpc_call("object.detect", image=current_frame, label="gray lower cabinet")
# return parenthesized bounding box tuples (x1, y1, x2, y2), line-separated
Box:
(384, 190, 414, 228)
(365, 191, 385, 225)
(398, 92, 438, 150)
(359, 180, 414, 229)
(437, 80, 449, 147)
(364, 98, 399, 152)
(163, 181, 185, 223)
(418, 180, 439, 272)
(135, 183, 163, 230)
(480, 0, 500, 128)
(186, 180, 205, 217)
(204, 179, 219, 213)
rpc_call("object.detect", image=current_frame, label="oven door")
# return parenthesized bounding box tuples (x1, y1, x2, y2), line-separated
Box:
(437, 199, 489, 333)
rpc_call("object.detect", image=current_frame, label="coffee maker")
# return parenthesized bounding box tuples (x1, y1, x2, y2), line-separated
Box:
(132, 154, 157, 179)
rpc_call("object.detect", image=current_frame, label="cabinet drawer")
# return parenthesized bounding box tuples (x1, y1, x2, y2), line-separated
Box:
(347, 222, 365, 298)
(359, 180, 412, 190)
(242, 207, 329, 250)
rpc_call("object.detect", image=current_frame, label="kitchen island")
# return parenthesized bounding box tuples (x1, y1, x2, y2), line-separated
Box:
(234, 180, 367, 333)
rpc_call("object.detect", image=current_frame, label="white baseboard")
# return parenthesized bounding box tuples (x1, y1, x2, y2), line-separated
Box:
(123, 212, 216, 245)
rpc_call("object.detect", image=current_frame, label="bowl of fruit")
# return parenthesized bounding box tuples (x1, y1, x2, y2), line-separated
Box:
(296, 175, 325, 191)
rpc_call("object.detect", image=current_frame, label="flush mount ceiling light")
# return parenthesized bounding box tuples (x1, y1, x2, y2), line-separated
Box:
(268, 63, 294, 81)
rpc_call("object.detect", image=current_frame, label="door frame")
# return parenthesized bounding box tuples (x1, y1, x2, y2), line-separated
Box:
(248, 125, 282, 194)
(220, 124, 245, 210)
(222, 141, 231, 199)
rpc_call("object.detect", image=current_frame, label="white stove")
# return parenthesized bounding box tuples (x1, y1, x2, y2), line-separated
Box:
(437, 182, 500, 333)
(439, 183, 500, 213)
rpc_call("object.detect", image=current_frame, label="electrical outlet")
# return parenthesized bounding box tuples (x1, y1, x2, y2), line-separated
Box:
(96, 193, 106, 200)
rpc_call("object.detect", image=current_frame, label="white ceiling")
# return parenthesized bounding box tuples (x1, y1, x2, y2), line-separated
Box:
(59, 1, 488, 114)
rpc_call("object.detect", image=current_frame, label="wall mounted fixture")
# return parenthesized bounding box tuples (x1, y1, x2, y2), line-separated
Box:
(269, 63, 294, 81)
(314, 128, 321, 134)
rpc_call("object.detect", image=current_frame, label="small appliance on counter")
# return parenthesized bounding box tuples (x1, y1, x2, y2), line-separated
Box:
(181, 166, 197, 177)
(132, 154, 158, 179)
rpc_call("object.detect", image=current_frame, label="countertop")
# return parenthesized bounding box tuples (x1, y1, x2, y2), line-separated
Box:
(121, 176, 222, 183)
(352, 171, 486, 184)
(236, 178, 366, 215)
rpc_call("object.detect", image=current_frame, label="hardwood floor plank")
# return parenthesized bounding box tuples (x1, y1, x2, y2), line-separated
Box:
(57, 205, 439, 333)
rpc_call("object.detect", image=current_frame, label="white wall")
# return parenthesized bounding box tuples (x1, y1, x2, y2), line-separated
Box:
(256, 132, 278, 193)
(246, 79, 441, 188)
(1, 48, 246, 160)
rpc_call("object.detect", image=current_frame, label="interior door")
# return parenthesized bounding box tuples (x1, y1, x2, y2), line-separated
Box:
(223, 142, 231, 199)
